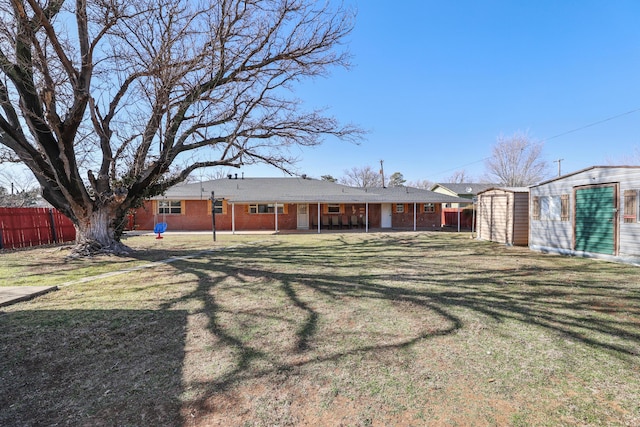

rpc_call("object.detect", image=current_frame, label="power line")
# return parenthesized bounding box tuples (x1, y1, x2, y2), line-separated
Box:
(429, 107, 640, 180)
(540, 107, 640, 143)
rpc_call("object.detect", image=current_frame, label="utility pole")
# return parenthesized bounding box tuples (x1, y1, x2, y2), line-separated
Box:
(553, 159, 564, 177)
(379, 159, 385, 188)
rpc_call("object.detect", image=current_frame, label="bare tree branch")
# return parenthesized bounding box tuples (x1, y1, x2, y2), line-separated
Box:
(0, 0, 362, 255)
(484, 131, 550, 186)
(340, 165, 382, 188)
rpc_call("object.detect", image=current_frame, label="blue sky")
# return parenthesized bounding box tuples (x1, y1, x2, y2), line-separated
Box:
(242, 0, 640, 183)
(4, 1, 640, 189)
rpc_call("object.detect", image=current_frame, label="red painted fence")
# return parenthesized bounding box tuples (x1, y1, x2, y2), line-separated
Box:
(0, 207, 76, 250)
(443, 208, 475, 229)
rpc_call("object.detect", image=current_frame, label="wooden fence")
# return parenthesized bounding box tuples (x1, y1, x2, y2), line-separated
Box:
(0, 207, 76, 250)
(443, 208, 475, 229)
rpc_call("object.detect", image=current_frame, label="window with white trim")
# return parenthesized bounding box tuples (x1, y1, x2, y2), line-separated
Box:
(249, 203, 284, 214)
(158, 200, 181, 214)
(424, 203, 435, 213)
(327, 204, 340, 214)
(213, 199, 224, 214)
(395, 203, 404, 213)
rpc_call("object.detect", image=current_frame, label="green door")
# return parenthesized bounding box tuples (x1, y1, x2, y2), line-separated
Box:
(574, 186, 616, 255)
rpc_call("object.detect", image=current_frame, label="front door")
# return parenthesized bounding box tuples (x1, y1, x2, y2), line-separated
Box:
(574, 185, 617, 255)
(381, 203, 392, 228)
(297, 204, 309, 229)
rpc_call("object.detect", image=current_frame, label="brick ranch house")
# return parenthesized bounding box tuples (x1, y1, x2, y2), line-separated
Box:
(133, 177, 470, 233)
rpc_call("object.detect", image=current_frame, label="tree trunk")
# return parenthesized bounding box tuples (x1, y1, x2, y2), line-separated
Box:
(71, 207, 131, 257)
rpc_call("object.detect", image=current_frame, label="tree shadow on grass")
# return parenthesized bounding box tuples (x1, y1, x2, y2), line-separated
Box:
(153, 233, 639, 423)
(0, 309, 187, 426)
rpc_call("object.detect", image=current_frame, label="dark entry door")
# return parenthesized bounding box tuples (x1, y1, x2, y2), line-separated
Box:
(574, 185, 617, 255)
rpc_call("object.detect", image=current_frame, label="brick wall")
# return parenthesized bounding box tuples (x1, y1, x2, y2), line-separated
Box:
(133, 200, 443, 231)
(134, 200, 297, 231)
(391, 203, 442, 229)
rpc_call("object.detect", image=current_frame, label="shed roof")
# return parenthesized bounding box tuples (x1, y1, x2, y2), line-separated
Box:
(155, 177, 470, 204)
(530, 165, 640, 187)
(477, 186, 530, 195)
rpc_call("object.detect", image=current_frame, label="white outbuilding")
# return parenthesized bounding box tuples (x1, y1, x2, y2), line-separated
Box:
(528, 166, 640, 265)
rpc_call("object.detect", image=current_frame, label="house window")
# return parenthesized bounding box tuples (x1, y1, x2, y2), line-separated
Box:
(327, 204, 340, 214)
(213, 199, 224, 214)
(561, 194, 570, 221)
(158, 200, 181, 214)
(249, 203, 284, 214)
(395, 203, 405, 213)
(424, 203, 435, 213)
(532, 196, 540, 220)
(624, 190, 638, 223)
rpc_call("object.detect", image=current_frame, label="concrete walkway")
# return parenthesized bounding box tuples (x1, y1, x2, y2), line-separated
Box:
(0, 286, 58, 308)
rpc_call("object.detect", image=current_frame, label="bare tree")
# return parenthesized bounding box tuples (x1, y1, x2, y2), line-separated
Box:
(605, 146, 640, 165)
(406, 179, 433, 190)
(0, 0, 362, 255)
(388, 171, 405, 187)
(0, 169, 41, 206)
(446, 170, 472, 184)
(340, 166, 381, 188)
(484, 132, 550, 186)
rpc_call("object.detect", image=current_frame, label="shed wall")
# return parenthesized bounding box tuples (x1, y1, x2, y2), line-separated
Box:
(529, 167, 640, 258)
(477, 190, 511, 245)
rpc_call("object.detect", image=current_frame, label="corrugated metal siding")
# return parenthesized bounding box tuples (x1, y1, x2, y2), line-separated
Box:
(493, 195, 508, 244)
(512, 192, 529, 246)
(575, 186, 616, 255)
(478, 196, 490, 241)
(477, 190, 510, 244)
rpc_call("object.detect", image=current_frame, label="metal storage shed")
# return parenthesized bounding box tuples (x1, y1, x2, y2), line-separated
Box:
(528, 166, 640, 265)
(476, 187, 529, 246)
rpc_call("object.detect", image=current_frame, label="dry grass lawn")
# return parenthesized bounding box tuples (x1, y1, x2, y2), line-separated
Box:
(1, 231, 639, 426)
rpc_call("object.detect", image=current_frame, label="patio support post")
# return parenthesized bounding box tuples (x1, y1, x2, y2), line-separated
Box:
(275, 202, 279, 233)
(457, 207, 461, 232)
(317, 202, 321, 234)
(365, 203, 369, 233)
(232, 203, 235, 234)
(413, 202, 417, 231)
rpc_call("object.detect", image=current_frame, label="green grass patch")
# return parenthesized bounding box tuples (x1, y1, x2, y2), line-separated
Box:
(1, 232, 639, 426)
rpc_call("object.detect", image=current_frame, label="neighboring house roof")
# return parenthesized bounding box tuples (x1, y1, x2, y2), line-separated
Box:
(154, 177, 470, 204)
(431, 183, 498, 197)
(477, 187, 530, 195)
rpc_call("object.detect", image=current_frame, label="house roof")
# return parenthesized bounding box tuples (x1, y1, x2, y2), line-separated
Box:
(431, 183, 498, 196)
(477, 186, 530, 195)
(155, 177, 471, 204)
